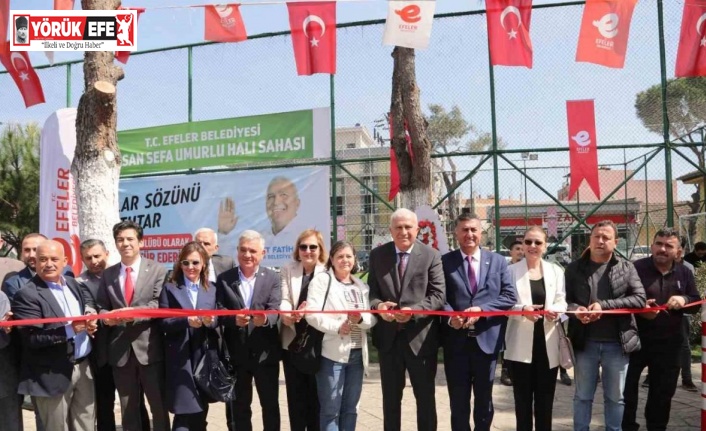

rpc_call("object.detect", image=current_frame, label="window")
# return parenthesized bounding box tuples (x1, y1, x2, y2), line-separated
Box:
(346, 143, 356, 149)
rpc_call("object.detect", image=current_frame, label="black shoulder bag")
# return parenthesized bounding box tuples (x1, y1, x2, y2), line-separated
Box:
(194, 329, 236, 403)
(287, 273, 332, 375)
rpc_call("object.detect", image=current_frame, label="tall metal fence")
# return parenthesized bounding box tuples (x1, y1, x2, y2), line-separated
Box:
(1, 0, 704, 261)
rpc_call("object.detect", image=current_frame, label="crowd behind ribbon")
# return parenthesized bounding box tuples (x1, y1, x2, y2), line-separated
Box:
(0, 208, 703, 431)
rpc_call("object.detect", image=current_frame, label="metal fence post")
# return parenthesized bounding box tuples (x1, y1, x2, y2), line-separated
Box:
(487, 35, 500, 252)
(330, 73, 337, 243)
(66, 63, 71, 107)
(657, 0, 674, 226)
(187, 46, 193, 123)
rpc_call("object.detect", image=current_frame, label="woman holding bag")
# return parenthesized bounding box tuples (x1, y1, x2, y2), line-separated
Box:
(305, 240, 376, 431)
(280, 229, 329, 431)
(159, 241, 218, 431)
(504, 226, 568, 431)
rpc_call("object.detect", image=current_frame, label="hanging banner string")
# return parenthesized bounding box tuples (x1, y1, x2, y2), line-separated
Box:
(1, 298, 703, 328)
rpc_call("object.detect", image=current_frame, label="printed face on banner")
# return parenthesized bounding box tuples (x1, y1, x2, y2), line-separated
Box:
(119, 166, 331, 268)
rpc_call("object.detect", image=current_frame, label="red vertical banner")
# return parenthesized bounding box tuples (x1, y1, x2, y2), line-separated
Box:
(566, 100, 600, 200)
(485, 0, 533, 68)
(54, 0, 75, 10)
(0, 0, 8, 51)
(675, 0, 706, 77)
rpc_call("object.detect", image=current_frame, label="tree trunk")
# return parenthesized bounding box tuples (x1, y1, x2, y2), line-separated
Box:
(390, 47, 432, 210)
(71, 0, 125, 262)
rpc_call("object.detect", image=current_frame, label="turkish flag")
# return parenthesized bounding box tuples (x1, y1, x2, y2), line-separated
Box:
(287, 2, 336, 75)
(675, 1, 706, 77)
(566, 100, 600, 200)
(486, 0, 533, 68)
(575, 0, 637, 69)
(54, 0, 74, 9)
(115, 7, 144, 64)
(204, 4, 247, 42)
(0, 44, 45, 107)
(0, 0, 7, 51)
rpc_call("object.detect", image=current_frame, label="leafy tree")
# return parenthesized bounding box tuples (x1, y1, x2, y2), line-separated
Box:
(0, 123, 41, 255)
(426, 104, 503, 230)
(635, 78, 706, 235)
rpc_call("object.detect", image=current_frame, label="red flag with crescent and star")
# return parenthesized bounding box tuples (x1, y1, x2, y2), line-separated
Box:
(566, 100, 600, 200)
(675, 0, 706, 77)
(204, 4, 248, 42)
(486, 0, 533, 68)
(287, 1, 337, 75)
(0, 0, 7, 51)
(0, 43, 45, 107)
(54, 0, 74, 9)
(575, 0, 637, 69)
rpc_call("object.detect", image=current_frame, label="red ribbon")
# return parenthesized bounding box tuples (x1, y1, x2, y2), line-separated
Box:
(1, 299, 703, 328)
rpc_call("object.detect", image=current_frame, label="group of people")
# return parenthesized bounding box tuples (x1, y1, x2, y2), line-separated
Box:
(0, 208, 701, 431)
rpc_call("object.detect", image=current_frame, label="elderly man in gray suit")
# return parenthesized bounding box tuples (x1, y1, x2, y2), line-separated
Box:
(194, 227, 236, 282)
(96, 221, 170, 431)
(368, 208, 446, 431)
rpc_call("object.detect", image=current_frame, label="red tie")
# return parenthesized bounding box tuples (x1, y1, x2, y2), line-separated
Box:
(124, 267, 134, 305)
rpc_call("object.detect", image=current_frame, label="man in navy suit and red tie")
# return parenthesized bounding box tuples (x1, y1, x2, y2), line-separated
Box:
(442, 213, 517, 431)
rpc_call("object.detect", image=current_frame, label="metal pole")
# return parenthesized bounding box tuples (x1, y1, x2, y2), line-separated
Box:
(330, 74, 337, 242)
(187, 46, 193, 122)
(487, 33, 500, 252)
(524, 160, 528, 227)
(624, 149, 629, 252)
(644, 155, 649, 248)
(66, 63, 71, 107)
(657, 0, 674, 226)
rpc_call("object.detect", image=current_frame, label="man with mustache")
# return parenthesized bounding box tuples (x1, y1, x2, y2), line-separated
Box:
(622, 229, 700, 431)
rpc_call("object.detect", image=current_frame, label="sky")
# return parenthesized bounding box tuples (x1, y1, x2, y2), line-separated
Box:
(0, 0, 699, 206)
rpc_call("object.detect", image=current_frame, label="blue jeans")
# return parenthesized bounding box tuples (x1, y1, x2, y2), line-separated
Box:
(316, 349, 364, 431)
(573, 341, 629, 431)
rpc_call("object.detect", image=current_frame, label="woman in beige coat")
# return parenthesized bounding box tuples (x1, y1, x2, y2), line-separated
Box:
(504, 226, 567, 431)
(280, 229, 328, 431)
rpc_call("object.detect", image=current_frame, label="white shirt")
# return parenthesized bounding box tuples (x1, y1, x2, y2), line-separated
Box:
(460, 248, 481, 288)
(238, 267, 257, 308)
(184, 276, 199, 309)
(207, 259, 217, 283)
(394, 244, 415, 264)
(119, 256, 141, 300)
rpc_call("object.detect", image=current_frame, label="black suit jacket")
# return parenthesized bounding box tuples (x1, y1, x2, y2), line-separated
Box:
(11, 275, 89, 397)
(215, 266, 281, 368)
(368, 241, 446, 356)
(211, 254, 236, 277)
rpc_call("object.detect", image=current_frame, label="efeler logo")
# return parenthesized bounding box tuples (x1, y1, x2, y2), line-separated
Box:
(593, 13, 619, 39)
(571, 130, 591, 154)
(395, 4, 422, 23)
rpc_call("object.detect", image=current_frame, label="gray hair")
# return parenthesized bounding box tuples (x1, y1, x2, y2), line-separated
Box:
(239, 230, 265, 249)
(80, 238, 107, 252)
(390, 208, 417, 227)
(194, 227, 218, 245)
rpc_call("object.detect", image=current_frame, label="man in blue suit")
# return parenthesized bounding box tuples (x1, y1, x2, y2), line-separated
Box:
(442, 214, 517, 431)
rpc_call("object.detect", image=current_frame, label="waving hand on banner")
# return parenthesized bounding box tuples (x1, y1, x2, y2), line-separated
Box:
(218, 197, 239, 235)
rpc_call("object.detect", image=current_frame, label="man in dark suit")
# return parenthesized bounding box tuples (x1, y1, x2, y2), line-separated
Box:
(216, 230, 281, 431)
(0, 290, 21, 431)
(194, 227, 236, 282)
(442, 214, 517, 431)
(77, 238, 150, 431)
(368, 208, 446, 431)
(96, 221, 170, 431)
(11, 240, 98, 431)
(2, 233, 48, 301)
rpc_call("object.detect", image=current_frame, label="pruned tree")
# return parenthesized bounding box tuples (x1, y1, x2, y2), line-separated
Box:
(389, 47, 432, 210)
(71, 0, 124, 261)
(426, 104, 502, 227)
(635, 77, 706, 237)
(0, 123, 40, 255)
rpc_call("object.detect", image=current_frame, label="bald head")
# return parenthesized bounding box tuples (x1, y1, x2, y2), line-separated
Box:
(36, 240, 67, 283)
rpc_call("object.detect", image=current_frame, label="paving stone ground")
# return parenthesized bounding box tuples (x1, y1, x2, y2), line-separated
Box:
(22, 363, 702, 430)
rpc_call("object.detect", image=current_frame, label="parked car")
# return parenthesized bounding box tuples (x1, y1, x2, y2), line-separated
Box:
(629, 245, 650, 261)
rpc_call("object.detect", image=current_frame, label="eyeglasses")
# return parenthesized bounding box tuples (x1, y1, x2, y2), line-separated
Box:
(524, 239, 544, 246)
(298, 244, 319, 251)
(181, 260, 202, 267)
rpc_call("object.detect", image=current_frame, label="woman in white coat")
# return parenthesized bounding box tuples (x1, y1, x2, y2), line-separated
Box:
(305, 240, 376, 431)
(504, 226, 568, 431)
(280, 229, 329, 431)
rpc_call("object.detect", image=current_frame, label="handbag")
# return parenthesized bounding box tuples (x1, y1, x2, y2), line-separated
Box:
(193, 332, 236, 403)
(556, 321, 576, 370)
(287, 273, 332, 375)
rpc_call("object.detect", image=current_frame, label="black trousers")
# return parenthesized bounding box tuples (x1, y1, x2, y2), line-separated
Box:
(623, 339, 681, 431)
(378, 334, 437, 431)
(506, 334, 558, 431)
(226, 363, 280, 431)
(94, 362, 151, 431)
(173, 404, 209, 431)
(282, 350, 320, 431)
